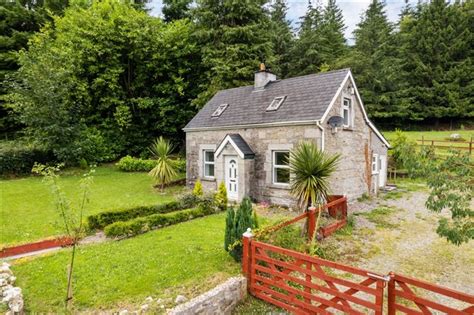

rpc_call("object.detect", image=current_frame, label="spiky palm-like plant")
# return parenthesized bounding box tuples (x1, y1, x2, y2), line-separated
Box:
(148, 137, 177, 192)
(290, 141, 340, 210)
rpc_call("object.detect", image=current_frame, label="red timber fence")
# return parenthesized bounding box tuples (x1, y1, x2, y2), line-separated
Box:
(241, 196, 474, 314)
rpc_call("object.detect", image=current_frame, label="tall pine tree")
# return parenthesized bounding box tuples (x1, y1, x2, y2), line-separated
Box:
(162, 0, 192, 22)
(192, 0, 274, 107)
(290, 1, 324, 76)
(269, 0, 293, 78)
(319, 0, 347, 66)
(349, 0, 398, 121)
(395, 0, 473, 124)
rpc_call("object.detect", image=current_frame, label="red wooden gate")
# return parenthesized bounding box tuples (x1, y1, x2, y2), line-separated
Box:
(388, 273, 474, 314)
(245, 240, 387, 314)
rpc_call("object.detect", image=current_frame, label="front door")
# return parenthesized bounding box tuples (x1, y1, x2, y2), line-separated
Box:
(378, 155, 387, 187)
(225, 156, 238, 200)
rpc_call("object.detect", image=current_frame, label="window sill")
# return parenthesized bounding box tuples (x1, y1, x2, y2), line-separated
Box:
(269, 183, 291, 190)
(342, 127, 354, 131)
(201, 177, 216, 182)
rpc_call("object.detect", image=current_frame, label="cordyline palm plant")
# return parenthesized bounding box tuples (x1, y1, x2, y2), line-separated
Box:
(148, 136, 177, 192)
(289, 141, 340, 247)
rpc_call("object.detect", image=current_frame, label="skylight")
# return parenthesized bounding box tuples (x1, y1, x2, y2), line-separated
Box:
(211, 104, 228, 117)
(266, 96, 286, 111)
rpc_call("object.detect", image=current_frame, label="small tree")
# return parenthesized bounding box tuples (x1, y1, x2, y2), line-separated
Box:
(32, 163, 94, 311)
(214, 182, 228, 211)
(193, 179, 203, 197)
(289, 141, 340, 253)
(148, 137, 177, 192)
(224, 197, 258, 261)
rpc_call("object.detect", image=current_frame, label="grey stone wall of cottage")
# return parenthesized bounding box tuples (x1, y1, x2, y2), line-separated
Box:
(186, 79, 388, 206)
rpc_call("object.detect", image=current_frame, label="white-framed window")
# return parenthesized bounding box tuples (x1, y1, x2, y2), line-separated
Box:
(266, 96, 286, 111)
(211, 104, 228, 117)
(342, 97, 352, 128)
(372, 154, 378, 174)
(272, 151, 290, 184)
(203, 150, 215, 177)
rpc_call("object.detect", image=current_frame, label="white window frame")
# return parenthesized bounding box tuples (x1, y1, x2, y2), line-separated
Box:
(266, 96, 286, 111)
(203, 150, 215, 178)
(372, 153, 379, 174)
(272, 150, 290, 185)
(211, 104, 228, 117)
(342, 97, 352, 128)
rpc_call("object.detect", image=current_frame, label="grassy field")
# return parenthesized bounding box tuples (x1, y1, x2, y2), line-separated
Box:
(11, 213, 239, 313)
(382, 129, 473, 143)
(0, 165, 185, 247)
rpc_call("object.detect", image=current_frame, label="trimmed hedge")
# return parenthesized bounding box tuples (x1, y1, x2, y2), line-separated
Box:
(115, 155, 157, 172)
(87, 194, 200, 230)
(104, 204, 217, 237)
(0, 144, 54, 175)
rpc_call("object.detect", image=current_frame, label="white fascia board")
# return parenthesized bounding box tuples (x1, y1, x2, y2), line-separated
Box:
(320, 71, 351, 123)
(215, 135, 245, 159)
(183, 120, 318, 132)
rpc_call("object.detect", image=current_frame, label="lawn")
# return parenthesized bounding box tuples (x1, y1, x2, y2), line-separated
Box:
(382, 129, 473, 143)
(11, 213, 239, 313)
(0, 165, 184, 247)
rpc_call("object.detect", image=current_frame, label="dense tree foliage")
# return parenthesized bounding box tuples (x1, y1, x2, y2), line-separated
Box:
(7, 0, 202, 163)
(2, 0, 472, 164)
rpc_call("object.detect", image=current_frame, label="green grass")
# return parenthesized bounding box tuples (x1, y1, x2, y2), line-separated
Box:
(358, 206, 399, 229)
(11, 213, 239, 313)
(382, 129, 473, 143)
(0, 165, 185, 247)
(233, 296, 283, 314)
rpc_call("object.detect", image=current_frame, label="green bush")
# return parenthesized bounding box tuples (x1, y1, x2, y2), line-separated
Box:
(87, 193, 202, 230)
(0, 144, 54, 175)
(115, 155, 157, 172)
(173, 158, 186, 173)
(104, 206, 218, 237)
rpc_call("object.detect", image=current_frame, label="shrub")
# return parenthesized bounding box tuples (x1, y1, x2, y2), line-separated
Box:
(214, 182, 228, 211)
(225, 197, 258, 261)
(115, 155, 157, 172)
(87, 200, 182, 230)
(193, 179, 203, 196)
(104, 206, 218, 238)
(173, 158, 186, 173)
(0, 144, 54, 175)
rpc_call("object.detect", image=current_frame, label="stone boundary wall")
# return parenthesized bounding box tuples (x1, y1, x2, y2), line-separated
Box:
(167, 276, 247, 315)
(0, 262, 24, 314)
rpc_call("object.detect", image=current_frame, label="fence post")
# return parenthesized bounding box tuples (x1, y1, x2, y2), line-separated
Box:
(387, 272, 395, 315)
(469, 137, 472, 155)
(242, 228, 253, 291)
(421, 135, 424, 146)
(307, 206, 316, 241)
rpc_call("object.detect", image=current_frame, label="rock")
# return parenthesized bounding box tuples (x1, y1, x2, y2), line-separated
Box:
(140, 304, 149, 312)
(118, 310, 129, 315)
(0, 278, 7, 286)
(144, 296, 153, 303)
(450, 133, 461, 139)
(8, 297, 24, 313)
(8, 276, 16, 284)
(175, 295, 187, 304)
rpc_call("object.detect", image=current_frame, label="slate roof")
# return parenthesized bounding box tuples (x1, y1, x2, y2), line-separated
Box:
(228, 134, 255, 159)
(184, 68, 350, 130)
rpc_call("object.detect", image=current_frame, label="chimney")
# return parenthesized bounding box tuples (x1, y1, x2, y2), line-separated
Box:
(254, 63, 276, 90)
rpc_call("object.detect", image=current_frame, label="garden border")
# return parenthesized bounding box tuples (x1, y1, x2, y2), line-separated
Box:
(0, 237, 74, 259)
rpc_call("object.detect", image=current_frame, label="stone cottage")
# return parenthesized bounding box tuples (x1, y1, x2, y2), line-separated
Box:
(184, 66, 390, 205)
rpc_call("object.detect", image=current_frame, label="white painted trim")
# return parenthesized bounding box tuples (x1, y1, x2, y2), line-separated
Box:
(272, 150, 291, 186)
(372, 153, 379, 174)
(215, 135, 245, 159)
(183, 120, 319, 132)
(320, 71, 351, 123)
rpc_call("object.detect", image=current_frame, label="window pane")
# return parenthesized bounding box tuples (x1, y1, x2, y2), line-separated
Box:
(204, 151, 214, 162)
(275, 168, 290, 183)
(205, 164, 214, 177)
(343, 109, 349, 125)
(275, 151, 289, 165)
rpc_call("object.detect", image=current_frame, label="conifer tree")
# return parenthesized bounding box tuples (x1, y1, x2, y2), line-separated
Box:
(269, 0, 293, 78)
(224, 205, 235, 251)
(348, 0, 398, 120)
(192, 0, 273, 107)
(395, 0, 473, 124)
(162, 0, 192, 22)
(290, 1, 324, 76)
(319, 0, 347, 65)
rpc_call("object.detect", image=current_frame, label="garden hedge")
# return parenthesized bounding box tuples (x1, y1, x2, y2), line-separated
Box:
(0, 145, 54, 175)
(87, 194, 201, 230)
(115, 155, 186, 173)
(104, 205, 217, 238)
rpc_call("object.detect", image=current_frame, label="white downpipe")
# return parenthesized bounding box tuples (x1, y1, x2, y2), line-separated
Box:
(316, 121, 325, 151)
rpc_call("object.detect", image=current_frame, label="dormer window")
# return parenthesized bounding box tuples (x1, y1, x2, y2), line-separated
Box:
(266, 96, 286, 111)
(211, 104, 228, 117)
